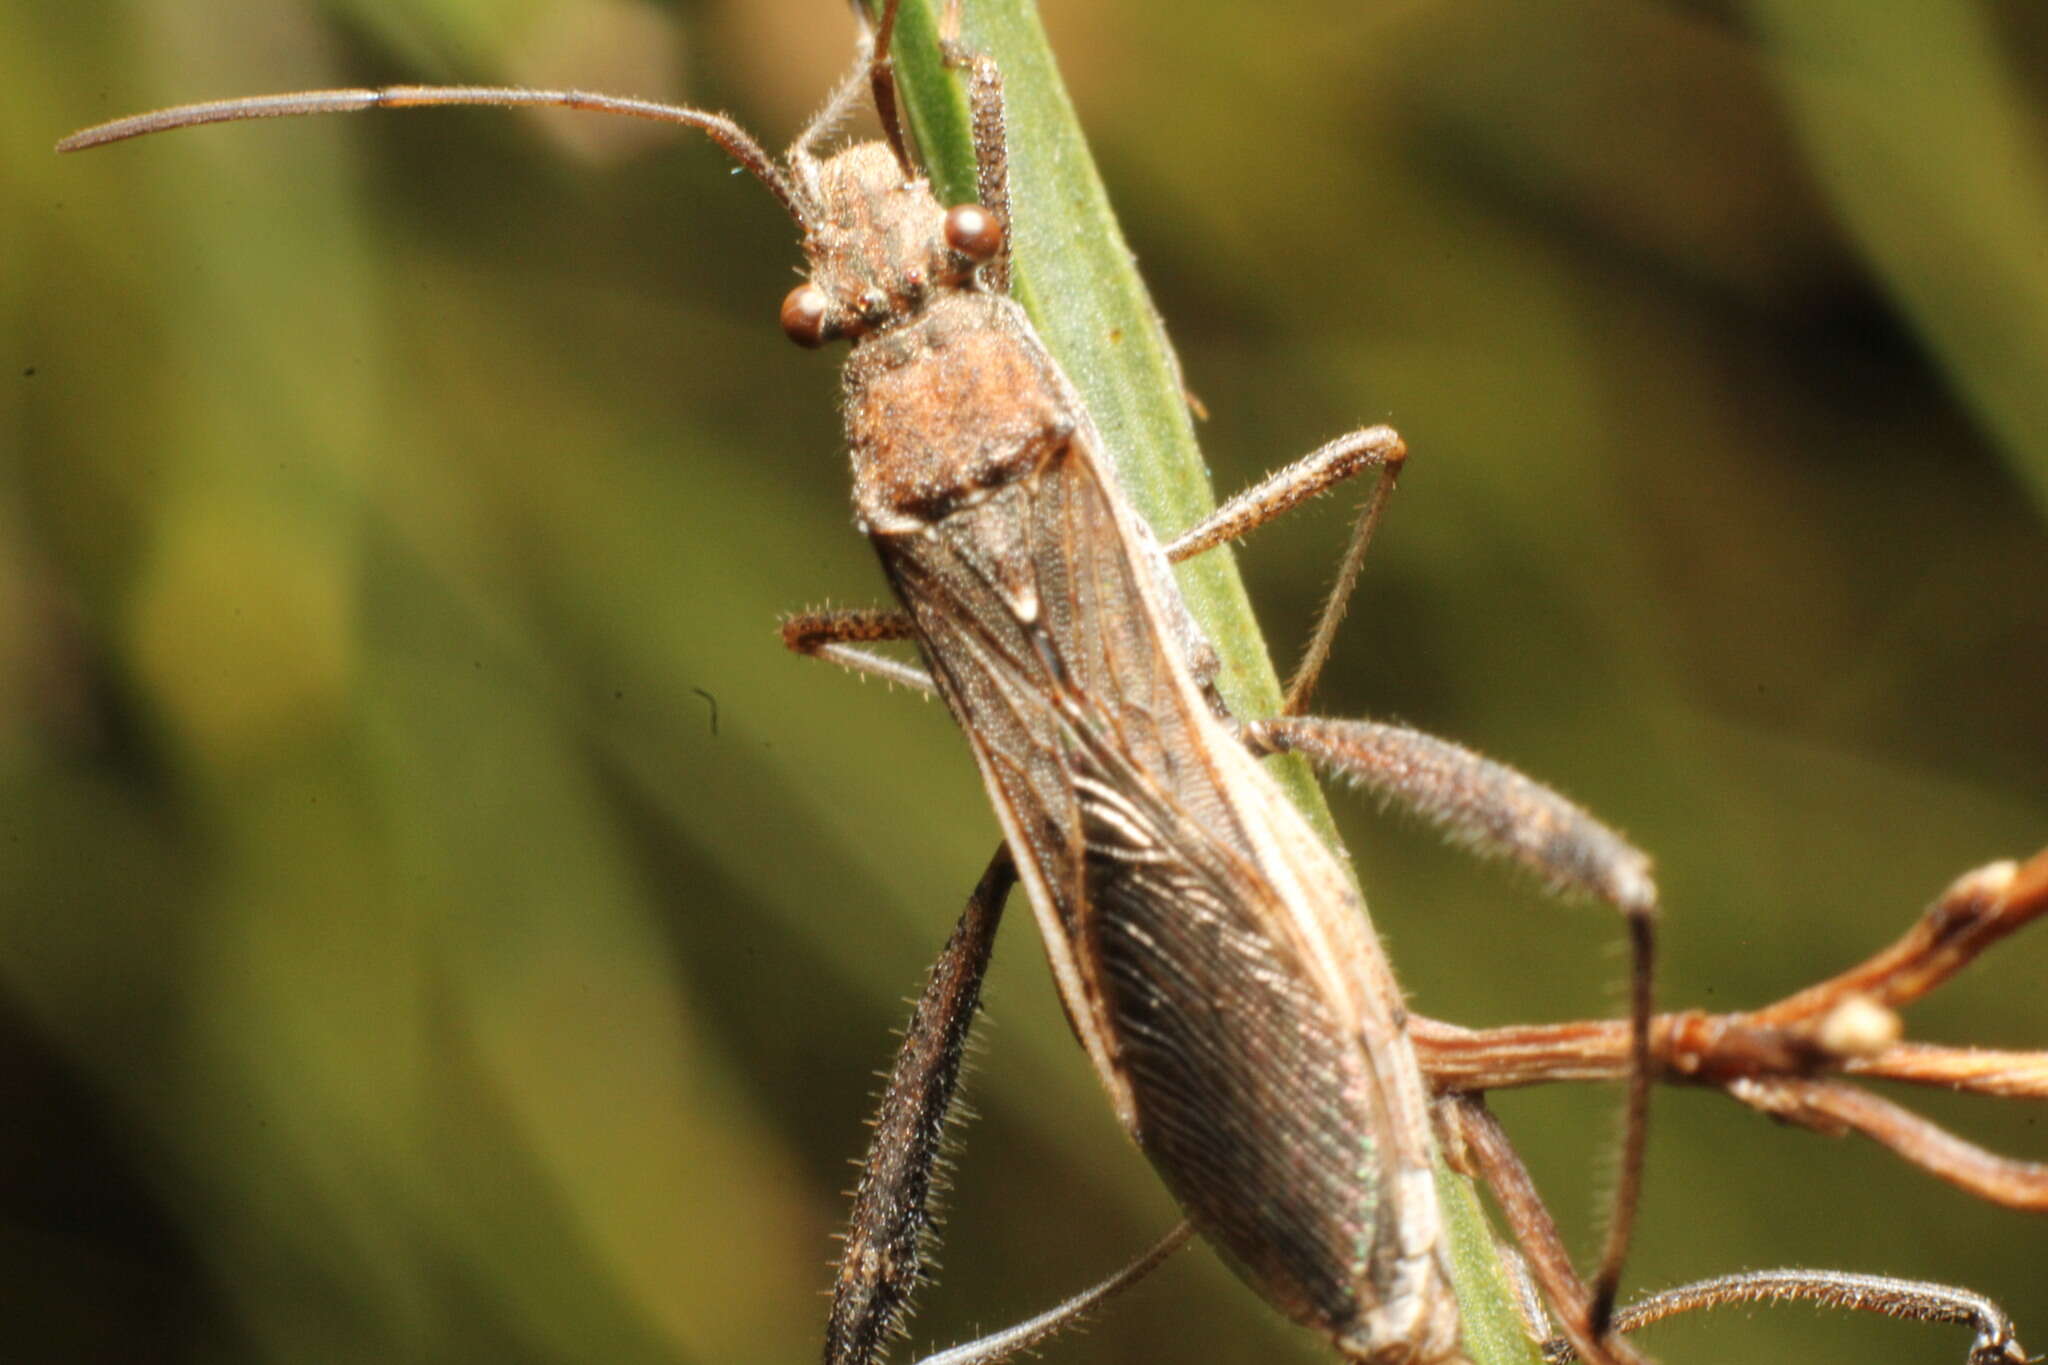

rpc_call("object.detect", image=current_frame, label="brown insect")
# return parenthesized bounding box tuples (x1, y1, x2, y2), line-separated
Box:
(56, 22, 1650, 1360)
(59, 3, 2048, 1363)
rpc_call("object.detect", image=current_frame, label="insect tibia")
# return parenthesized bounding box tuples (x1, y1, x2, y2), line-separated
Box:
(1545, 1268, 2033, 1365)
(906, 1224, 1193, 1365)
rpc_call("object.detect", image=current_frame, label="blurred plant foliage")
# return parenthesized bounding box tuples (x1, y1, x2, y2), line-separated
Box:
(5, 2, 2045, 1363)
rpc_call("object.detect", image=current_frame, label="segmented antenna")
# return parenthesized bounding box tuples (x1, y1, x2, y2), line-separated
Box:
(58, 85, 811, 230)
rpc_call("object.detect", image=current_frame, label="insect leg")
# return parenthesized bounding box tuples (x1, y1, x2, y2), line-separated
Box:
(824, 847, 1193, 1365)
(861, 0, 919, 179)
(1245, 717, 1654, 913)
(1437, 1095, 1648, 1365)
(904, 1223, 1193, 1365)
(1159, 425, 1407, 713)
(782, 606, 937, 695)
(1254, 714, 1657, 1334)
(936, 0, 1014, 294)
(1542, 1270, 2030, 1365)
(1451, 1090, 2034, 1365)
(828, 849, 1014, 1365)
(781, 606, 919, 650)
(1161, 426, 1403, 561)
(793, 44, 885, 180)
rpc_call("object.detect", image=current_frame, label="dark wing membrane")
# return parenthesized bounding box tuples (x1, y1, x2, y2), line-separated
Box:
(1065, 731, 1384, 1336)
(878, 441, 1394, 1338)
(1035, 443, 1394, 1329)
(1028, 432, 1236, 827)
(876, 473, 1090, 937)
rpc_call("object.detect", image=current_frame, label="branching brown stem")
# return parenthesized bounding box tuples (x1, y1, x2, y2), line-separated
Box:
(1415, 846, 2048, 1212)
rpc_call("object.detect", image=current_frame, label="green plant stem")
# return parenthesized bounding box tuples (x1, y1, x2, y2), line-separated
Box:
(863, 2, 1544, 1362)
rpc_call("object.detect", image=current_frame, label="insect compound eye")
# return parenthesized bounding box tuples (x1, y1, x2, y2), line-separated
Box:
(943, 204, 1004, 263)
(779, 282, 835, 348)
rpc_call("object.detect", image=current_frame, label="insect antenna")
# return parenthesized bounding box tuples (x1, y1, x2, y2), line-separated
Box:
(56, 85, 812, 232)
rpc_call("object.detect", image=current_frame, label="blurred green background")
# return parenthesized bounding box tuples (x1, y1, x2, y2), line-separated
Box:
(6, 1, 2046, 1362)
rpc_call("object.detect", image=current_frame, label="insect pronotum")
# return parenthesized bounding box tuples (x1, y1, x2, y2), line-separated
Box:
(59, 3, 2041, 1363)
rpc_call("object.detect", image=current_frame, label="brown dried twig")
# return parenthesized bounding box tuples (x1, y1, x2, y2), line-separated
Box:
(1415, 845, 2048, 1213)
